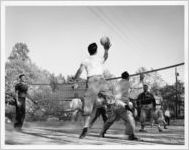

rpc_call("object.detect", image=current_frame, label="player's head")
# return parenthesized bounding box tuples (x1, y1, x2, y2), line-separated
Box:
(143, 84, 148, 92)
(19, 74, 26, 82)
(98, 92, 105, 100)
(121, 71, 129, 80)
(88, 43, 97, 55)
(155, 90, 161, 95)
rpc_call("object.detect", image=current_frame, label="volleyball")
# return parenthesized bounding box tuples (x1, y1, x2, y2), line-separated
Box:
(100, 36, 110, 46)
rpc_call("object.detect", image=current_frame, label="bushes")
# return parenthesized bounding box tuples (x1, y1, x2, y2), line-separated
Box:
(5, 104, 16, 121)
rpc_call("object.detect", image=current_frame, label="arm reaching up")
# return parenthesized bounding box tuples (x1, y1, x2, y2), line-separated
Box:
(100, 36, 112, 63)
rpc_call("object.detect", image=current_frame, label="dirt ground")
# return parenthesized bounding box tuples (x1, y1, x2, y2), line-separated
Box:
(5, 120, 184, 145)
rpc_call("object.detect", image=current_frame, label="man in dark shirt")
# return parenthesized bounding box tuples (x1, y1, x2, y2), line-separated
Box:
(137, 84, 156, 132)
(14, 74, 36, 130)
(89, 93, 108, 128)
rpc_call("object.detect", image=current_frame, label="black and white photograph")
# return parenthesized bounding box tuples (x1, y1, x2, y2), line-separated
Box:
(0, 1, 188, 149)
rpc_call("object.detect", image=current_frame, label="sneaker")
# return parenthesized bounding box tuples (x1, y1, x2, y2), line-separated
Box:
(158, 128, 163, 132)
(164, 126, 167, 129)
(99, 132, 105, 138)
(79, 127, 88, 139)
(128, 135, 139, 141)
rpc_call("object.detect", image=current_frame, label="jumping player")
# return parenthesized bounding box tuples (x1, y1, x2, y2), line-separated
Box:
(73, 37, 113, 139)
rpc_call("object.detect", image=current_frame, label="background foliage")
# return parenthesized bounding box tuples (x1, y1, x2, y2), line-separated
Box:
(5, 43, 184, 121)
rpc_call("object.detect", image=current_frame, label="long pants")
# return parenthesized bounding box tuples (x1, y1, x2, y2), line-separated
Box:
(152, 107, 167, 129)
(100, 105, 136, 136)
(89, 107, 107, 127)
(165, 116, 170, 125)
(82, 76, 114, 128)
(140, 104, 154, 129)
(14, 97, 26, 129)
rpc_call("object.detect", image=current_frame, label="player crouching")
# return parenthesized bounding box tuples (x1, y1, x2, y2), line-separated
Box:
(100, 71, 140, 141)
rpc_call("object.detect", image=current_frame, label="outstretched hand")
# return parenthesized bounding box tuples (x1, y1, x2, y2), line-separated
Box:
(104, 40, 112, 50)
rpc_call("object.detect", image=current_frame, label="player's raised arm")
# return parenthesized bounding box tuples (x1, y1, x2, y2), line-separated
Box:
(100, 36, 111, 63)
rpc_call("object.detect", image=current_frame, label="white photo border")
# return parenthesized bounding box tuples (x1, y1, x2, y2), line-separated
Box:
(1, 1, 188, 149)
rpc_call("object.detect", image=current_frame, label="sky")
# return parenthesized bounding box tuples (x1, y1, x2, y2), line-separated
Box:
(5, 5, 185, 85)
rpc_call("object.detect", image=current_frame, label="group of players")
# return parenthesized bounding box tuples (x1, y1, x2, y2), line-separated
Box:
(71, 37, 169, 140)
(11, 37, 169, 141)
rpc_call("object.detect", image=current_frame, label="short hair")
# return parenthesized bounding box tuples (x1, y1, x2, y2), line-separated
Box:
(19, 74, 25, 79)
(88, 43, 97, 55)
(121, 71, 129, 79)
(143, 84, 148, 88)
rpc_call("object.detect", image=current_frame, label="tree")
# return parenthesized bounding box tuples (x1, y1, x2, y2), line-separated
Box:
(50, 74, 58, 92)
(160, 81, 184, 118)
(129, 67, 166, 99)
(5, 43, 52, 121)
(57, 73, 66, 83)
(8, 43, 31, 62)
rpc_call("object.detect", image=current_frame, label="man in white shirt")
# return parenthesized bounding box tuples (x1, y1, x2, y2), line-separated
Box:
(74, 39, 113, 139)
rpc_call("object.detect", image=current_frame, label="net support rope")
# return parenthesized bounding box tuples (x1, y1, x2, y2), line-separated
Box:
(30, 62, 184, 86)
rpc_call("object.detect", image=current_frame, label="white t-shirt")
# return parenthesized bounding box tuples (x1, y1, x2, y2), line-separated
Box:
(115, 79, 130, 102)
(154, 95, 163, 105)
(82, 55, 104, 77)
(165, 110, 171, 117)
